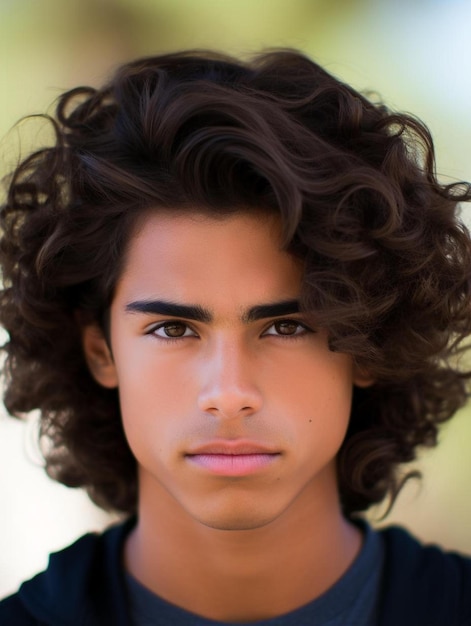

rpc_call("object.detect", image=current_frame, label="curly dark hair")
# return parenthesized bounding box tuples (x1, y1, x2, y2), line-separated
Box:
(1, 49, 470, 518)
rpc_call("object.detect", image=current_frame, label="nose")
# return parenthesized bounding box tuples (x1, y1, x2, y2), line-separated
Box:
(197, 337, 263, 419)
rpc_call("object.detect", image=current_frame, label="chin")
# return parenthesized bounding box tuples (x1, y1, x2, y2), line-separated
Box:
(199, 516, 278, 532)
(192, 504, 284, 532)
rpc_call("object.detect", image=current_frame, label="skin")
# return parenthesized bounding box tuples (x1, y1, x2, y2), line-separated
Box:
(83, 210, 371, 623)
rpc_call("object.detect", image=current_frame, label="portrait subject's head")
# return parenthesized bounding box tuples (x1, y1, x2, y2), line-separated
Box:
(1, 49, 471, 625)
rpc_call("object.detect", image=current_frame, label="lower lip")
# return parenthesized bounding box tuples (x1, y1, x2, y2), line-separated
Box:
(186, 453, 280, 476)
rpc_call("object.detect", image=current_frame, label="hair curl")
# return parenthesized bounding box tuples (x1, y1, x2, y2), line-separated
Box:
(1, 49, 471, 517)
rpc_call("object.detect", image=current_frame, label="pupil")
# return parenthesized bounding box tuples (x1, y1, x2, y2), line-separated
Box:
(276, 321, 297, 335)
(165, 323, 185, 337)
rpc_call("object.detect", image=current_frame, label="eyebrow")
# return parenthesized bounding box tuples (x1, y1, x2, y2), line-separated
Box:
(244, 300, 300, 322)
(125, 300, 212, 322)
(124, 299, 300, 323)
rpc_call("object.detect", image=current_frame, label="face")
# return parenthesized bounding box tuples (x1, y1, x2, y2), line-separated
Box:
(84, 211, 366, 531)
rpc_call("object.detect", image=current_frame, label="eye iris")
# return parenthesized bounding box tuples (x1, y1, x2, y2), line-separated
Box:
(164, 322, 186, 337)
(275, 320, 298, 335)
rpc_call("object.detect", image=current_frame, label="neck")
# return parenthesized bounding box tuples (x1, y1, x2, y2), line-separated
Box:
(124, 471, 362, 622)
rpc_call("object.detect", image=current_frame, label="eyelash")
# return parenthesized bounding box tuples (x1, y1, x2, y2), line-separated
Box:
(147, 321, 196, 343)
(262, 319, 314, 340)
(146, 319, 314, 343)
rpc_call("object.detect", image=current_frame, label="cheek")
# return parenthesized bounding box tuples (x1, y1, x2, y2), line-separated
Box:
(265, 345, 353, 401)
(112, 344, 198, 455)
(114, 336, 196, 405)
(266, 350, 353, 442)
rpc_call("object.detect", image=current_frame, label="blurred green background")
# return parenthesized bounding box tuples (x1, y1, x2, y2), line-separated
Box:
(1, 0, 471, 597)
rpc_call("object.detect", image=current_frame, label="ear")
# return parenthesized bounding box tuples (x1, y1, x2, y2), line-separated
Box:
(81, 324, 118, 389)
(353, 363, 375, 389)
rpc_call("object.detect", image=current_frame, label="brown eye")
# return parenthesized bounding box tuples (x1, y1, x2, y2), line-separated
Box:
(163, 322, 187, 337)
(152, 321, 195, 339)
(263, 319, 314, 338)
(273, 320, 301, 335)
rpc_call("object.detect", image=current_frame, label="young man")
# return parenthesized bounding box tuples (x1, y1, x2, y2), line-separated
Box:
(0, 49, 471, 625)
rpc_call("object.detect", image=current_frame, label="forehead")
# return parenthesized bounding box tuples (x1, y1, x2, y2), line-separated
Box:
(113, 210, 303, 312)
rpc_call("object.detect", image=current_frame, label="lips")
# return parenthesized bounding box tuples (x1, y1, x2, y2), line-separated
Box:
(185, 440, 281, 476)
(186, 440, 280, 456)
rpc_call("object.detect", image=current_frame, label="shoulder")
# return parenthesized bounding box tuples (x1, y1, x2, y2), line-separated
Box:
(378, 525, 471, 626)
(0, 517, 135, 626)
(0, 592, 42, 625)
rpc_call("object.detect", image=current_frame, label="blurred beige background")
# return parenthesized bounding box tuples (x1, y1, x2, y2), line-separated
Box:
(1, 0, 471, 598)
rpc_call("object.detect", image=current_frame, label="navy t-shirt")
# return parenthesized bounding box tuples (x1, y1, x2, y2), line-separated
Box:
(125, 521, 384, 626)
